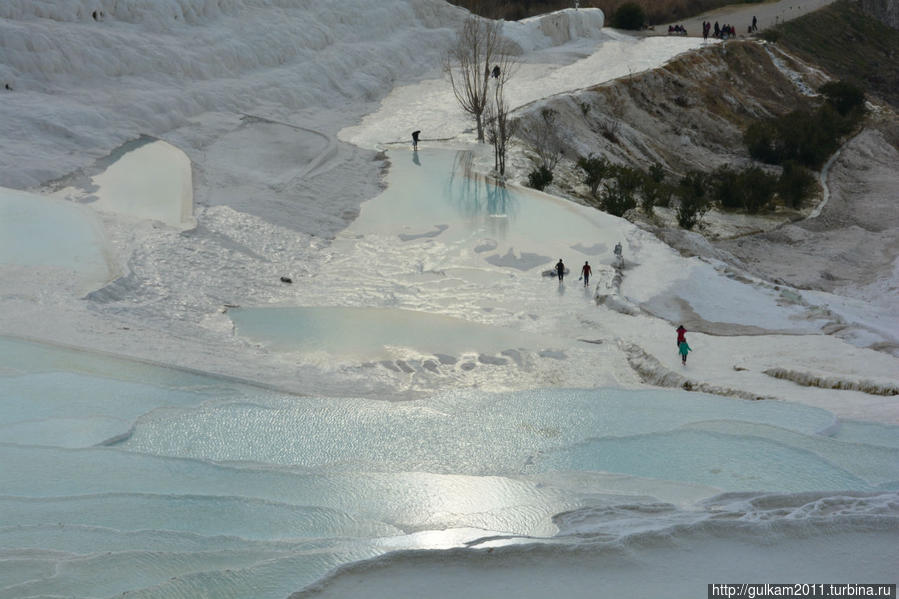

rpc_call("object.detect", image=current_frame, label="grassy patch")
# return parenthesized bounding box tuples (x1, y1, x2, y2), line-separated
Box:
(764, 0, 899, 108)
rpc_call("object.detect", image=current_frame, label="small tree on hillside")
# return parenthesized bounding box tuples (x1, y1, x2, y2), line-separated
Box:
(444, 14, 515, 142)
(744, 120, 781, 165)
(740, 167, 778, 213)
(612, 165, 643, 198)
(819, 80, 866, 117)
(640, 163, 669, 215)
(577, 154, 610, 198)
(531, 108, 565, 172)
(527, 165, 553, 191)
(611, 2, 645, 30)
(710, 165, 742, 210)
(778, 161, 816, 209)
(600, 180, 636, 217)
(676, 171, 710, 230)
(599, 165, 641, 217)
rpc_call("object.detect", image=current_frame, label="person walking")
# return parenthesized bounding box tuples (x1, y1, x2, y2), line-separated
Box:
(676, 325, 687, 347)
(581, 261, 592, 287)
(412, 130, 420, 150)
(752, 15, 757, 31)
(678, 340, 692, 365)
(556, 259, 565, 282)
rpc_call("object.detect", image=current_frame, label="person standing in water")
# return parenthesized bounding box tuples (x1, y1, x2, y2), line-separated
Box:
(412, 130, 420, 150)
(556, 259, 565, 282)
(581, 261, 592, 287)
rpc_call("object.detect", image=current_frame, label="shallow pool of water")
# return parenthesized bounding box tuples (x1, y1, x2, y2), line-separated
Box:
(229, 305, 540, 358)
(2, 336, 897, 598)
(0, 186, 111, 282)
(351, 150, 609, 256)
(52, 137, 193, 228)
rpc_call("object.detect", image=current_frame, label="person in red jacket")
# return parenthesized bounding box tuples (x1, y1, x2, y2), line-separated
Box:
(581, 261, 592, 287)
(676, 325, 687, 347)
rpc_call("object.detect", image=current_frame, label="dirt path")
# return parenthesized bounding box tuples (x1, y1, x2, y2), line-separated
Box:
(645, 0, 837, 39)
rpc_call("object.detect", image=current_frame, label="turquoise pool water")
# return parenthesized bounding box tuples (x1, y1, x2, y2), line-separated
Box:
(0, 186, 110, 282)
(1, 336, 897, 598)
(229, 306, 539, 357)
(351, 150, 608, 249)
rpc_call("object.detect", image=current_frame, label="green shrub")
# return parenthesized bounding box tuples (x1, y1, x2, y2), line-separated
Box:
(655, 183, 676, 208)
(711, 165, 777, 213)
(647, 162, 666, 184)
(611, 2, 645, 30)
(600, 182, 637, 217)
(744, 120, 781, 164)
(744, 104, 858, 170)
(676, 171, 710, 229)
(819, 80, 866, 116)
(710, 165, 742, 209)
(778, 161, 816, 208)
(612, 165, 643, 195)
(592, 166, 642, 217)
(639, 188, 656, 215)
(640, 180, 658, 215)
(740, 167, 778, 213)
(639, 164, 669, 215)
(779, 109, 837, 168)
(527, 165, 554, 191)
(577, 154, 609, 197)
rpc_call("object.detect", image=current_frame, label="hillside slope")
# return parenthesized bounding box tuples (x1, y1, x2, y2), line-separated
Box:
(767, 0, 899, 107)
(860, 0, 899, 29)
(511, 14, 899, 353)
(515, 40, 826, 193)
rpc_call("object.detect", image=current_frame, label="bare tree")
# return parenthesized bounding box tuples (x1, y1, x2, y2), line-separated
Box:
(444, 14, 515, 142)
(484, 77, 516, 176)
(531, 108, 564, 171)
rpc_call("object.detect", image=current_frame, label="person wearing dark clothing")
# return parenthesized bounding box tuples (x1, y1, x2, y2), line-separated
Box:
(676, 325, 687, 347)
(581, 261, 592, 287)
(492, 65, 500, 79)
(556, 259, 565, 282)
(752, 15, 757, 31)
(714, 21, 720, 38)
(412, 130, 420, 150)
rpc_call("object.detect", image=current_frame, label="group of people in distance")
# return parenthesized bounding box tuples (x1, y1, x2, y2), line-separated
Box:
(554, 259, 593, 288)
(554, 259, 693, 366)
(667, 24, 688, 35)
(555, 243, 624, 287)
(704, 20, 746, 40)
